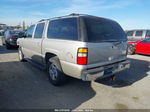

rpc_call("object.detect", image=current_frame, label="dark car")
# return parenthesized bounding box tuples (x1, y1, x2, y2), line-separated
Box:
(4, 30, 24, 49)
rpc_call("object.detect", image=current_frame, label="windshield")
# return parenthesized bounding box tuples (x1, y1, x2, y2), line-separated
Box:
(83, 17, 127, 42)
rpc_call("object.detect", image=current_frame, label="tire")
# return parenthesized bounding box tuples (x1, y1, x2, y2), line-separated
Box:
(47, 56, 67, 86)
(18, 47, 25, 62)
(6, 43, 11, 49)
(128, 45, 135, 55)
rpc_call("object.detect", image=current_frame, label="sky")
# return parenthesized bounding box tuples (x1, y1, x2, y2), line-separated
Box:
(0, 0, 150, 30)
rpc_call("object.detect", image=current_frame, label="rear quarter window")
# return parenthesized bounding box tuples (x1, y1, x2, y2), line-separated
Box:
(47, 18, 78, 40)
(135, 31, 143, 36)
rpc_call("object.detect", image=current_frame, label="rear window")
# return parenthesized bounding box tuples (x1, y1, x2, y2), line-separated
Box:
(47, 18, 78, 40)
(127, 31, 134, 36)
(146, 30, 150, 37)
(10, 31, 24, 37)
(83, 17, 126, 42)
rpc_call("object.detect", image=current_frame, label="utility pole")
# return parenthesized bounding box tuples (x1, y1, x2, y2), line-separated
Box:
(22, 21, 26, 30)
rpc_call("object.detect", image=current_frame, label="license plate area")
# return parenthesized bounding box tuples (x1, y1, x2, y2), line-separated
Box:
(104, 67, 113, 75)
(103, 65, 118, 76)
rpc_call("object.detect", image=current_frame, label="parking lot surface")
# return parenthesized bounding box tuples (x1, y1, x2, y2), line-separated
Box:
(0, 42, 150, 109)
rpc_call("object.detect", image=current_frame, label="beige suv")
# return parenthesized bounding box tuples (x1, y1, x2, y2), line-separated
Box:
(17, 14, 130, 86)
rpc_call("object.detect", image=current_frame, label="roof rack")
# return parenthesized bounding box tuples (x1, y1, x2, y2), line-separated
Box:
(38, 13, 90, 22)
(38, 19, 47, 22)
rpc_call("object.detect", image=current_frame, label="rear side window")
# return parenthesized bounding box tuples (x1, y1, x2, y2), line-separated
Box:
(47, 18, 78, 40)
(83, 17, 126, 42)
(127, 31, 134, 36)
(34, 23, 45, 38)
(135, 31, 143, 36)
(141, 38, 150, 43)
(26, 25, 35, 38)
(146, 30, 150, 37)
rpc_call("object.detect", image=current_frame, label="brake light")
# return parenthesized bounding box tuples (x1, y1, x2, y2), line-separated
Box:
(77, 48, 88, 65)
(9, 37, 15, 39)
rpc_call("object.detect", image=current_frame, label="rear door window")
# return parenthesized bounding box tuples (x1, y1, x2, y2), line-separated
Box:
(146, 30, 150, 37)
(135, 31, 143, 36)
(83, 17, 126, 42)
(47, 18, 78, 40)
(127, 31, 134, 36)
(34, 23, 45, 38)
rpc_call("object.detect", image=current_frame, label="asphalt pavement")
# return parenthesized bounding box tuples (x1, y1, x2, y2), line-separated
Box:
(0, 41, 150, 109)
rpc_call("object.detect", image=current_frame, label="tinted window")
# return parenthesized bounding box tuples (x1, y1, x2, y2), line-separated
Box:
(127, 31, 134, 36)
(146, 30, 150, 37)
(83, 17, 126, 42)
(26, 25, 35, 38)
(34, 23, 45, 38)
(47, 18, 78, 40)
(10, 31, 24, 38)
(141, 38, 150, 43)
(135, 31, 143, 36)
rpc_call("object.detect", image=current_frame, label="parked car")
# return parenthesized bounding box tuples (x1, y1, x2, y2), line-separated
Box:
(17, 14, 130, 86)
(0, 30, 5, 45)
(128, 37, 150, 55)
(4, 30, 24, 49)
(126, 29, 150, 41)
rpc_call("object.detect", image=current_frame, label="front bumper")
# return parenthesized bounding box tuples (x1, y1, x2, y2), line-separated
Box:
(81, 60, 130, 81)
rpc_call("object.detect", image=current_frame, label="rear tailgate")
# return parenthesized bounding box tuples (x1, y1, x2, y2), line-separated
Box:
(87, 41, 127, 65)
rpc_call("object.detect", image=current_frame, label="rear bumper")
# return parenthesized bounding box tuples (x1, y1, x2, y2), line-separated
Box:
(81, 60, 130, 81)
(7, 40, 17, 46)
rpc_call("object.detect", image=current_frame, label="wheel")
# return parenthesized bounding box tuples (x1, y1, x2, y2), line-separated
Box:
(128, 45, 135, 55)
(47, 56, 68, 86)
(6, 43, 11, 49)
(18, 47, 25, 62)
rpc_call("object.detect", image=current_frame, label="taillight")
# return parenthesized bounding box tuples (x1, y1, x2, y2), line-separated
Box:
(9, 37, 15, 39)
(77, 48, 88, 65)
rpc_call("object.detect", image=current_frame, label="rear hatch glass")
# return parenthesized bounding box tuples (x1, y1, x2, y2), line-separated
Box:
(10, 31, 24, 38)
(83, 17, 127, 42)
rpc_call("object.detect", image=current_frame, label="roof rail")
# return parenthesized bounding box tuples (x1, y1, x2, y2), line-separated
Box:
(43, 13, 90, 21)
(38, 19, 47, 22)
(69, 13, 80, 16)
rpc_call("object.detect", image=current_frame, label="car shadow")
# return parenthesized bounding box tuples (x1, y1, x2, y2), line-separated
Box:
(0, 61, 96, 109)
(0, 45, 18, 54)
(96, 58, 149, 88)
